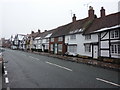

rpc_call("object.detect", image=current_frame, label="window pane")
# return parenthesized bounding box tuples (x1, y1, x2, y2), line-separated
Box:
(111, 45, 114, 53)
(58, 44, 62, 51)
(111, 31, 114, 38)
(118, 45, 120, 54)
(51, 44, 53, 51)
(115, 30, 119, 38)
(85, 44, 91, 52)
(115, 45, 117, 53)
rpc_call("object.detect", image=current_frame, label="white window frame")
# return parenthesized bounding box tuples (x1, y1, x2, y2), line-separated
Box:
(68, 45, 77, 53)
(51, 38, 54, 42)
(84, 44, 91, 52)
(58, 37, 63, 41)
(46, 38, 49, 42)
(51, 44, 53, 51)
(111, 30, 119, 39)
(45, 44, 49, 49)
(70, 34, 76, 40)
(58, 44, 62, 52)
(111, 44, 120, 55)
(85, 35, 91, 40)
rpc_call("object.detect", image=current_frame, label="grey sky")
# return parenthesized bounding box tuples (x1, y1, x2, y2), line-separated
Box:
(0, 0, 119, 39)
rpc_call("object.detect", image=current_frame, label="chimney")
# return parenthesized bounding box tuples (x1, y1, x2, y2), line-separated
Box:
(88, 6, 94, 19)
(100, 7, 105, 18)
(44, 30, 47, 32)
(72, 14, 76, 22)
(38, 29, 41, 33)
(31, 31, 34, 34)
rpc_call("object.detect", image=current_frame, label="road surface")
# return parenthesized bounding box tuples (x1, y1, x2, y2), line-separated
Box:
(2, 48, 120, 88)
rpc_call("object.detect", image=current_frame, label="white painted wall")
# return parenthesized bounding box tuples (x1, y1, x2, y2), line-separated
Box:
(101, 50, 109, 57)
(65, 33, 94, 57)
(101, 32, 109, 40)
(82, 34, 98, 57)
(101, 41, 109, 48)
(100, 31, 109, 57)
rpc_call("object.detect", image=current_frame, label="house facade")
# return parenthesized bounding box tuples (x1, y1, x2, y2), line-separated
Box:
(83, 7, 120, 59)
(49, 6, 96, 55)
(41, 30, 55, 52)
(65, 6, 95, 57)
(10, 34, 25, 49)
(99, 26, 120, 59)
(50, 35, 67, 55)
(28, 30, 41, 51)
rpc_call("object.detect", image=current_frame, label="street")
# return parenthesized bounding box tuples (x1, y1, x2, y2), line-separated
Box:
(2, 48, 120, 88)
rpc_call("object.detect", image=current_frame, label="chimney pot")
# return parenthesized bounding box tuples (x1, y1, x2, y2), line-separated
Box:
(38, 29, 41, 33)
(72, 14, 76, 22)
(88, 6, 94, 19)
(31, 31, 34, 34)
(100, 7, 105, 17)
(45, 30, 47, 32)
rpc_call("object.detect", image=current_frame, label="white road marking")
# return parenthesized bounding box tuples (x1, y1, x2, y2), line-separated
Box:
(46, 61, 72, 71)
(29, 56, 39, 61)
(22, 54, 26, 56)
(96, 78, 120, 87)
(5, 77, 9, 84)
(34, 58, 39, 61)
(7, 87, 10, 90)
(29, 56, 34, 59)
(4, 66, 6, 69)
(4, 71, 8, 75)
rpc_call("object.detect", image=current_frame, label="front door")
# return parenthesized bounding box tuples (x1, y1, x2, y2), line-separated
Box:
(54, 43, 58, 54)
(93, 45, 98, 59)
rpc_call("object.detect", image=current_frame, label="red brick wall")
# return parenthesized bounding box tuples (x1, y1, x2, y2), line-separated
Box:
(49, 36, 67, 55)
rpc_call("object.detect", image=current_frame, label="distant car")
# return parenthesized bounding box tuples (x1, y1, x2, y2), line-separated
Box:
(0, 48, 5, 52)
(11, 46, 17, 50)
(0, 52, 2, 63)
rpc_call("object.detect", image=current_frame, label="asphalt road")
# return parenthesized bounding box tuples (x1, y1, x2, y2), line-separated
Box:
(2, 49, 120, 88)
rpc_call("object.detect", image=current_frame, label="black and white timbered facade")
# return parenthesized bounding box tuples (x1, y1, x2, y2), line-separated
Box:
(99, 27, 120, 59)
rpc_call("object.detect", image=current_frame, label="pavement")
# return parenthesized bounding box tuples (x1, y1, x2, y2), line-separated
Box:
(2, 49, 120, 88)
(31, 51, 120, 71)
(0, 63, 2, 90)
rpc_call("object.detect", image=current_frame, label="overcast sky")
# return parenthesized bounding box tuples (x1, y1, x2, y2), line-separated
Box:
(0, 0, 119, 39)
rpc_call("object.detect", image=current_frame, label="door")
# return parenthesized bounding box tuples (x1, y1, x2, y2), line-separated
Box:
(93, 45, 98, 59)
(54, 43, 58, 54)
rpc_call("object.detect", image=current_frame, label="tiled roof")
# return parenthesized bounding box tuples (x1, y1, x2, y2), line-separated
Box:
(51, 17, 90, 37)
(29, 32, 40, 38)
(84, 12, 120, 34)
(35, 29, 56, 39)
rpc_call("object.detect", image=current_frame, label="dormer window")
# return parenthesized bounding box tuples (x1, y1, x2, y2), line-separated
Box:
(51, 38, 54, 42)
(85, 35, 91, 40)
(111, 30, 119, 39)
(70, 34, 76, 40)
(58, 37, 63, 41)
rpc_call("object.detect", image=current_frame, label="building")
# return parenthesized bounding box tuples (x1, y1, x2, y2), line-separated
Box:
(84, 7, 120, 59)
(33, 30, 56, 52)
(14, 34, 25, 49)
(28, 30, 41, 51)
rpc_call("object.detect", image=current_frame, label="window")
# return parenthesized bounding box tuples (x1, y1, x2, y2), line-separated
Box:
(70, 34, 76, 40)
(84, 44, 91, 52)
(58, 37, 63, 41)
(51, 38, 54, 42)
(111, 30, 119, 38)
(45, 44, 49, 49)
(118, 45, 120, 54)
(50, 44, 53, 51)
(111, 44, 120, 55)
(38, 40, 41, 44)
(85, 35, 91, 40)
(58, 44, 62, 52)
(68, 45, 77, 53)
(46, 39, 49, 42)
